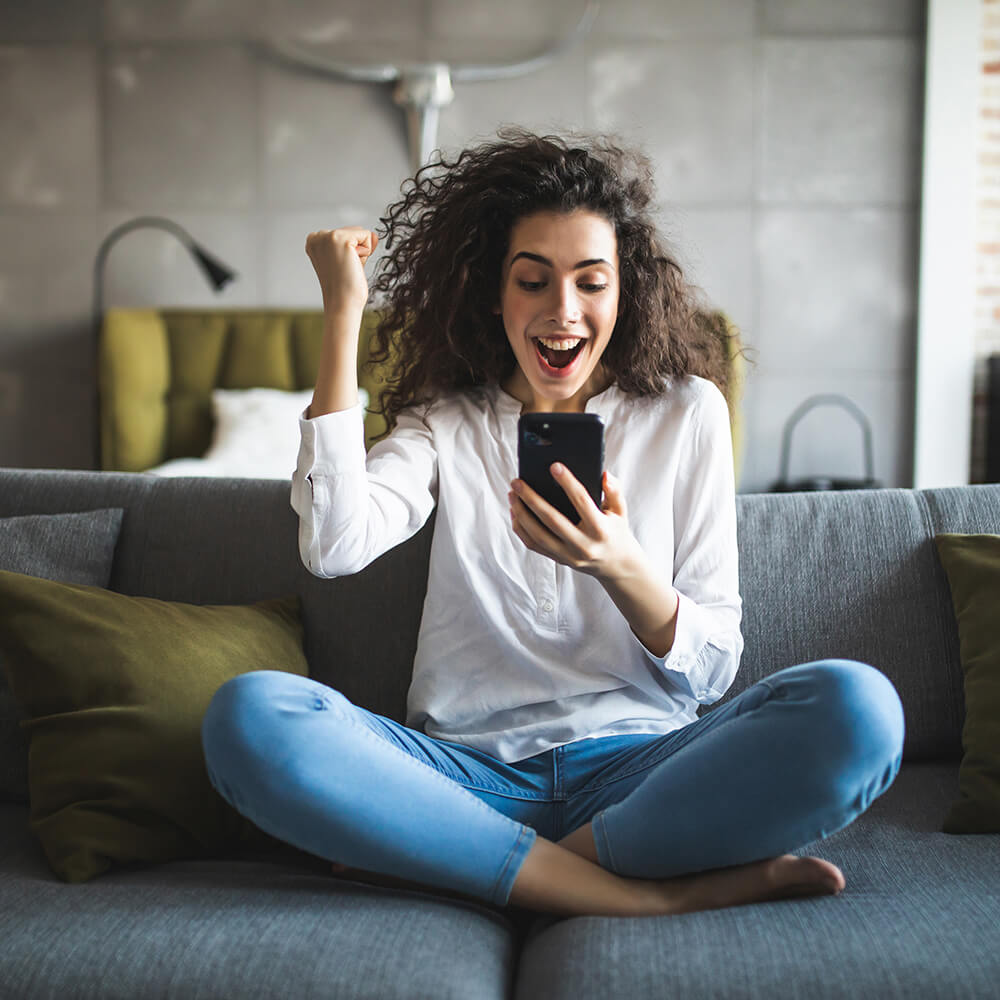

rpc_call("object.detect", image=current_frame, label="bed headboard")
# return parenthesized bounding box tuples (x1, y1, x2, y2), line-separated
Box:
(99, 307, 745, 476)
(98, 308, 394, 472)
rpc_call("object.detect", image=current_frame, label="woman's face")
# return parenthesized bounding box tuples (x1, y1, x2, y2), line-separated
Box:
(497, 209, 620, 412)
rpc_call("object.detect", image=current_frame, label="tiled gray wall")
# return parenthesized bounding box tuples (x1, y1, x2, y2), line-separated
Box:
(0, 0, 926, 490)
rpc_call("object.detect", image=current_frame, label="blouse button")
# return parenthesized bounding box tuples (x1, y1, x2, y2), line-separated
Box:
(541, 599, 554, 613)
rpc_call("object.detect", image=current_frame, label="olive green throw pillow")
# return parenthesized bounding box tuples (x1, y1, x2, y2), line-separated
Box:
(0, 569, 309, 882)
(0, 508, 124, 803)
(935, 533, 1000, 833)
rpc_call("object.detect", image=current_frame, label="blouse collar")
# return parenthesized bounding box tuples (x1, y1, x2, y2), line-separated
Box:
(490, 380, 619, 417)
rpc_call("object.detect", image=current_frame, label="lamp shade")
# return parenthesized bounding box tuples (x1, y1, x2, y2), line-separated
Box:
(190, 243, 237, 291)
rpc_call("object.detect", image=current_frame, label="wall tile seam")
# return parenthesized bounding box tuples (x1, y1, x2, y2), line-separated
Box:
(91, 33, 724, 50)
(758, 33, 926, 41)
(534, 31, 924, 43)
(581, 25, 593, 131)
(94, 39, 271, 51)
(753, 202, 922, 210)
(0, 32, 929, 49)
(0, 34, 921, 46)
(750, 29, 763, 465)
(655, 207, 768, 218)
(0, 209, 109, 220)
(588, 33, 756, 42)
(750, 369, 918, 378)
(758, 32, 927, 41)
(250, 37, 264, 306)
(95, 34, 109, 222)
(660, 202, 922, 210)
(0, 41, 101, 51)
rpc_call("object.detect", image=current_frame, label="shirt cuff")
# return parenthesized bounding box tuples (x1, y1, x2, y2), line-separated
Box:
(298, 402, 367, 475)
(637, 590, 724, 703)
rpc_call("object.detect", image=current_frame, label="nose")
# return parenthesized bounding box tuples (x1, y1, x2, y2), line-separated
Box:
(548, 280, 581, 326)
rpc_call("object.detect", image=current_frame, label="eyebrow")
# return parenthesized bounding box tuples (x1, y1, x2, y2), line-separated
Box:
(510, 251, 615, 270)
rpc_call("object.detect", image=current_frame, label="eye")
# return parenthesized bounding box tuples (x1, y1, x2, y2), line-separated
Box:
(579, 283, 608, 293)
(517, 280, 545, 291)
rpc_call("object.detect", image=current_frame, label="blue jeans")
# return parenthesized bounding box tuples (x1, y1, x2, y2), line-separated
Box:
(201, 659, 904, 907)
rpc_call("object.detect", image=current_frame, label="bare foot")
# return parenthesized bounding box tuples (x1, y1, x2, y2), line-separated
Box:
(648, 854, 845, 916)
(330, 848, 844, 918)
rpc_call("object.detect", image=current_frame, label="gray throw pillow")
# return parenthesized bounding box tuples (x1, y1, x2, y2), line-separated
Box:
(0, 509, 124, 802)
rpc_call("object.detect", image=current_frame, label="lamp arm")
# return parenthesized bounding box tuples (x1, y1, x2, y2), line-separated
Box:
(92, 216, 200, 333)
(93, 216, 235, 469)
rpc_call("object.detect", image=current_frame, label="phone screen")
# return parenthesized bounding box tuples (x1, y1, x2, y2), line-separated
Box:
(517, 413, 605, 524)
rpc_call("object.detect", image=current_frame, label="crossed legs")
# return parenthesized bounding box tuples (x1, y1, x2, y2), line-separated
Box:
(202, 660, 903, 917)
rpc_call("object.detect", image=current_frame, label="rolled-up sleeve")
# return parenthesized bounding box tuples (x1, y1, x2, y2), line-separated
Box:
(290, 401, 438, 578)
(639, 384, 743, 703)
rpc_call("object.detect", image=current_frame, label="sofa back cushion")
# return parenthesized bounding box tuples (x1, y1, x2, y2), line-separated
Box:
(732, 485, 1000, 762)
(4, 470, 999, 766)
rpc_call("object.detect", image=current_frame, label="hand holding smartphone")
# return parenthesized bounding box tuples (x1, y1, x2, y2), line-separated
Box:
(517, 412, 605, 524)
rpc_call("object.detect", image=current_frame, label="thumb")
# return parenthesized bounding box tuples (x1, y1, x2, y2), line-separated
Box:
(356, 229, 378, 263)
(602, 470, 627, 515)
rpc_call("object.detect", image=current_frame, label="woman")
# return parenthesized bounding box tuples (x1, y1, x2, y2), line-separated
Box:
(202, 128, 904, 917)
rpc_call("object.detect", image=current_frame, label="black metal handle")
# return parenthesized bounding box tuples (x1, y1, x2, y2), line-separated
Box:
(778, 394, 876, 484)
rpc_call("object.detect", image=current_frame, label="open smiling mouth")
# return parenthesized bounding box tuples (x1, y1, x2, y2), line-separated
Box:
(532, 336, 587, 373)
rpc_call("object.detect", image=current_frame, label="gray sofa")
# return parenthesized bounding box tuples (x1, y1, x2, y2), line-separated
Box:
(1, 466, 999, 1000)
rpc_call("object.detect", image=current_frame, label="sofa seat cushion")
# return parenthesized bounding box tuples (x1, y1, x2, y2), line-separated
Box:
(515, 763, 1000, 1000)
(0, 804, 516, 1000)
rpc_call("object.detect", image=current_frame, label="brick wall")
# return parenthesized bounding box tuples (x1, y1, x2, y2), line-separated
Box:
(973, 0, 1000, 480)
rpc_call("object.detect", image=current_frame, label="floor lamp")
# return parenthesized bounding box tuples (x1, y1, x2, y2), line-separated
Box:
(93, 216, 237, 468)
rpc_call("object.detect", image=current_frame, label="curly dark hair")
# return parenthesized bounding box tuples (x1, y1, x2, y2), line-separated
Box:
(367, 126, 736, 434)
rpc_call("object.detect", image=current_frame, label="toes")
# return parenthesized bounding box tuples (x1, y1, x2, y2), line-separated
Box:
(769, 856, 845, 897)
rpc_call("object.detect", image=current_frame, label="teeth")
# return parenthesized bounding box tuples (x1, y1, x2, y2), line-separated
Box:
(536, 337, 584, 351)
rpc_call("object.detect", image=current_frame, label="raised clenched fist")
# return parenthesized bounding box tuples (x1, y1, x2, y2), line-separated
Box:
(304, 227, 379, 314)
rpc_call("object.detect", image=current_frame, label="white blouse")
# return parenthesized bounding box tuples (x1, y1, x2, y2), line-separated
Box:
(291, 376, 743, 763)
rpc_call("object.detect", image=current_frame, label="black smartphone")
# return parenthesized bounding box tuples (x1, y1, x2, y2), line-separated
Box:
(517, 412, 605, 525)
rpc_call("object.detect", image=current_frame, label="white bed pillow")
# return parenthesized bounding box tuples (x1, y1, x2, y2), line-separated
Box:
(148, 387, 368, 480)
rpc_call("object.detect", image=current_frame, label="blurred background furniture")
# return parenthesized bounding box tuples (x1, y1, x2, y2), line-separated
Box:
(98, 309, 390, 474)
(770, 394, 880, 493)
(92, 218, 238, 468)
(98, 308, 745, 478)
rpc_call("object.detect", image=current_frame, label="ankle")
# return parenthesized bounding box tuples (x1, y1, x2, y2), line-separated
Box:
(509, 837, 669, 916)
